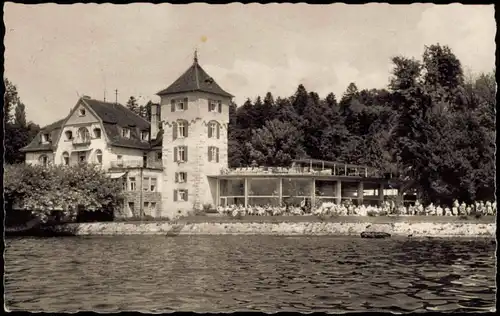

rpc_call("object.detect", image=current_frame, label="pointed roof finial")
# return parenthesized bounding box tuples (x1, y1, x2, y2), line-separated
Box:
(194, 49, 198, 64)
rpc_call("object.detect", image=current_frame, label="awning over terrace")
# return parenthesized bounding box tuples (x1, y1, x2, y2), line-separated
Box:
(108, 172, 126, 179)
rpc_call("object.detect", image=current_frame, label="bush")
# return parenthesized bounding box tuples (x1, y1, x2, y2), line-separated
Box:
(458, 215, 469, 220)
(367, 211, 377, 217)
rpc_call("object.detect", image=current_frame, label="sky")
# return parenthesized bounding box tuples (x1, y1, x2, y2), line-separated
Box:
(4, 3, 496, 127)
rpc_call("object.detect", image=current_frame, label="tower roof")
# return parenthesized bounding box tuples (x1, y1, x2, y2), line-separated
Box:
(157, 53, 233, 98)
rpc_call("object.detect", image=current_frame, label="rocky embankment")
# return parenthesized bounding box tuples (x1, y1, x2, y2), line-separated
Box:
(48, 221, 496, 237)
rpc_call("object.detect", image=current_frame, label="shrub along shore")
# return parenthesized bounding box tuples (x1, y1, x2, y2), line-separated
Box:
(40, 215, 496, 238)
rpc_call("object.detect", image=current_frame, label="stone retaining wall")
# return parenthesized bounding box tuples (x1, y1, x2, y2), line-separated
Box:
(54, 221, 496, 237)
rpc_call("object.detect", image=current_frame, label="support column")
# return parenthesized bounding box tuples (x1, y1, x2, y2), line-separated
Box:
(336, 180, 342, 205)
(244, 177, 248, 208)
(378, 182, 384, 206)
(215, 178, 220, 207)
(311, 178, 316, 210)
(278, 178, 283, 206)
(357, 181, 364, 206)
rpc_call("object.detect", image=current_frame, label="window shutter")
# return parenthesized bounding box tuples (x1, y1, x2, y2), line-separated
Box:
(171, 99, 175, 112)
(174, 147, 178, 162)
(184, 172, 187, 182)
(174, 190, 178, 202)
(185, 146, 188, 162)
(184, 98, 188, 110)
(208, 99, 211, 112)
(216, 123, 220, 139)
(218, 101, 222, 113)
(216, 147, 220, 163)
(208, 147, 212, 162)
(208, 124, 212, 138)
(172, 122, 177, 140)
(185, 189, 188, 201)
(185, 121, 189, 137)
(175, 172, 178, 183)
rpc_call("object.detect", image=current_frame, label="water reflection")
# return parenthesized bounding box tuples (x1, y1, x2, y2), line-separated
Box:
(5, 236, 496, 312)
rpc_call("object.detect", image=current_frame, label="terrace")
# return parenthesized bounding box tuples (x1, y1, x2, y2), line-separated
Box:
(211, 160, 395, 208)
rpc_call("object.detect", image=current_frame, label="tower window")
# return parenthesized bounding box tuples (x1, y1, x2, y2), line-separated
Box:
(175, 146, 187, 162)
(174, 189, 188, 202)
(208, 146, 219, 162)
(129, 177, 136, 191)
(178, 121, 187, 138)
(208, 121, 220, 139)
(175, 172, 187, 183)
(171, 98, 189, 112)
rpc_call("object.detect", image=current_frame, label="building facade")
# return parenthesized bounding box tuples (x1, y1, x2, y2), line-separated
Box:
(21, 54, 392, 219)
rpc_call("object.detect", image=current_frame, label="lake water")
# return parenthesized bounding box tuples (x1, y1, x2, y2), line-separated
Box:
(5, 236, 496, 313)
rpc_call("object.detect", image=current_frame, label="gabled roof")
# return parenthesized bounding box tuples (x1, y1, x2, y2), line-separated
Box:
(20, 118, 66, 152)
(21, 97, 160, 152)
(157, 57, 233, 98)
(81, 98, 152, 149)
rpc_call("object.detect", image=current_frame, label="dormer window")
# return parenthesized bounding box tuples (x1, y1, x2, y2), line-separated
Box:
(79, 108, 86, 116)
(94, 128, 101, 139)
(141, 131, 149, 141)
(65, 130, 73, 140)
(122, 128, 130, 138)
(41, 133, 50, 143)
(171, 98, 188, 112)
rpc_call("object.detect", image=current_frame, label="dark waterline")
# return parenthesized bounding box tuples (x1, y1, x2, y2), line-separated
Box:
(5, 236, 496, 312)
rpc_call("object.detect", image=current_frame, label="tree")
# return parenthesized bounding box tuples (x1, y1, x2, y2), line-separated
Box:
(4, 78, 20, 124)
(14, 102, 27, 127)
(126, 96, 140, 116)
(246, 119, 305, 167)
(4, 164, 124, 218)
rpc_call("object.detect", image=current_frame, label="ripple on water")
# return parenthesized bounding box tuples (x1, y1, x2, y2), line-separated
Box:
(4, 236, 496, 313)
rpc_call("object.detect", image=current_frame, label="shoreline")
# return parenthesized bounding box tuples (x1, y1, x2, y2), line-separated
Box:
(39, 217, 496, 237)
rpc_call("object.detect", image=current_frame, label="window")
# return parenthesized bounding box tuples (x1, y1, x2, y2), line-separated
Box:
(128, 202, 135, 215)
(62, 152, 69, 166)
(208, 100, 222, 113)
(95, 149, 103, 164)
(78, 152, 87, 164)
(171, 98, 188, 112)
(65, 130, 73, 140)
(39, 155, 48, 166)
(143, 177, 150, 191)
(150, 202, 157, 214)
(76, 127, 91, 143)
(156, 152, 162, 161)
(144, 202, 149, 211)
(122, 128, 130, 138)
(141, 131, 149, 141)
(79, 108, 86, 116)
(93, 128, 101, 139)
(208, 146, 220, 162)
(174, 146, 187, 162)
(150, 178, 157, 191)
(208, 121, 219, 139)
(178, 121, 186, 138)
(129, 177, 136, 191)
(174, 189, 188, 202)
(209, 100, 217, 112)
(175, 172, 187, 183)
(41, 133, 50, 143)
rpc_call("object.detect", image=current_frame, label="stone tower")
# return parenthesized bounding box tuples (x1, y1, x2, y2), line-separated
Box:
(156, 52, 233, 218)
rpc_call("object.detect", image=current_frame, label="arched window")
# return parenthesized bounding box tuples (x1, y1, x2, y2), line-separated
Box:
(77, 127, 91, 141)
(39, 155, 48, 166)
(95, 149, 103, 164)
(62, 152, 70, 166)
(65, 130, 73, 140)
(207, 121, 220, 139)
(173, 120, 188, 139)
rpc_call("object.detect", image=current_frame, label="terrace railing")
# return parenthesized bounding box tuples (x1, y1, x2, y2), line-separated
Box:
(72, 137, 91, 146)
(220, 165, 383, 178)
(110, 159, 163, 170)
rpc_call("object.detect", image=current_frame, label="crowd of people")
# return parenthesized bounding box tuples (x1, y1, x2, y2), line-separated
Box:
(215, 199, 497, 217)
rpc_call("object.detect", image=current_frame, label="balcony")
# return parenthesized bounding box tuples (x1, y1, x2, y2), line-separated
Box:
(110, 159, 163, 170)
(72, 137, 91, 146)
